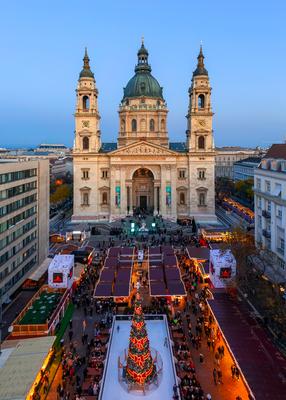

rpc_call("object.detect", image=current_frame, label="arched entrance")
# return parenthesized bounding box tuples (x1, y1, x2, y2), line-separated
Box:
(132, 168, 154, 213)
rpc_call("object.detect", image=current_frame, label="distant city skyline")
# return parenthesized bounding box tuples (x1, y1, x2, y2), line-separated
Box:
(0, 1, 285, 148)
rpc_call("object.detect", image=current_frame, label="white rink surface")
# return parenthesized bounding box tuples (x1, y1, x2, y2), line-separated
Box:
(100, 318, 178, 400)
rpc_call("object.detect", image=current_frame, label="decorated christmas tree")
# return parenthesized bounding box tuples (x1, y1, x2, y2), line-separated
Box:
(126, 289, 156, 386)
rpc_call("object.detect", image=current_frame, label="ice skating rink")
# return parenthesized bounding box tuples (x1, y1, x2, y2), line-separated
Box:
(99, 317, 179, 400)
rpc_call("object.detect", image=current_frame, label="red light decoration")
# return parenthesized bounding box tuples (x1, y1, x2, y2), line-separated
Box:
(126, 292, 156, 386)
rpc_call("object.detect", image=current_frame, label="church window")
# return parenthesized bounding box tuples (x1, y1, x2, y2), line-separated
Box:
(150, 119, 155, 132)
(83, 136, 89, 150)
(198, 94, 205, 109)
(101, 169, 109, 179)
(102, 192, 108, 204)
(82, 192, 89, 206)
(198, 136, 205, 149)
(83, 96, 90, 111)
(132, 119, 137, 132)
(161, 119, 165, 131)
(179, 192, 185, 205)
(140, 119, 146, 131)
(121, 119, 126, 132)
(82, 169, 89, 180)
(178, 169, 186, 179)
(198, 192, 206, 206)
(198, 169, 206, 180)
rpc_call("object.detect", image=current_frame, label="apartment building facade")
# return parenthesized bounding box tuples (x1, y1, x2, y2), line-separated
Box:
(0, 160, 49, 301)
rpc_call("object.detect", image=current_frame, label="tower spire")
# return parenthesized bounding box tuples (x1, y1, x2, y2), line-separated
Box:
(135, 39, 151, 73)
(193, 44, 208, 77)
(79, 47, 94, 79)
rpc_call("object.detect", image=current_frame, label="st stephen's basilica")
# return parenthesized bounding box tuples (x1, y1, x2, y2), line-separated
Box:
(72, 42, 216, 223)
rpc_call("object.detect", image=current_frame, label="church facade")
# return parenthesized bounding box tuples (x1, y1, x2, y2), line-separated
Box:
(72, 43, 216, 223)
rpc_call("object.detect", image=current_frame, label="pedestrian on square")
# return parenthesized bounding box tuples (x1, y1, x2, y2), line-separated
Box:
(199, 353, 204, 363)
(212, 368, 217, 385)
(207, 338, 211, 350)
(68, 330, 73, 342)
(235, 366, 240, 381)
(231, 364, 236, 379)
(217, 368, 223, 384)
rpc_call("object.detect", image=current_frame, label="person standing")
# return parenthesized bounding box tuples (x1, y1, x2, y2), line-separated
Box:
(217, 367, 223, 384)
(213, 368, 217, 385)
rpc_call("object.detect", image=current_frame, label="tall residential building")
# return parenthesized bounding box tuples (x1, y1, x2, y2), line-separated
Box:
(254, 144, 286, 282)
(0, 159, 49, 301)
(215, 147, 263, 179)
(73, 44, 216, 223)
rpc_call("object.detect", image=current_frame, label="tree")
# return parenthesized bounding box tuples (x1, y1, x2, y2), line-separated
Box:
(126, 291, 156, 386)
(50, 183, 72, 205)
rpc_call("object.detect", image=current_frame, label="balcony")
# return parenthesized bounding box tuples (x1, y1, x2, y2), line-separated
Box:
(277, 247, 285, 256)
(262, 210, 271, 219)
(262, 229, 271, 239)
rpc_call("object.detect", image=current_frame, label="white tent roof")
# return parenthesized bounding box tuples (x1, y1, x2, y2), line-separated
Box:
(0, 336, 55, 400)
(29, 257, 52, 281)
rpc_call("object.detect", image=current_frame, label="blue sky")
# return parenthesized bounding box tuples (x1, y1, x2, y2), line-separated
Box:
(0, 0, 285, 148)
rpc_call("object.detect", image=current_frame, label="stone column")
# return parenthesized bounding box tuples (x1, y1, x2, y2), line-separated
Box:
(171, 165, 177, 219)
(160, 166, 167, 217)
(109, 166, 116, 219)
(120, 168, 127, 216)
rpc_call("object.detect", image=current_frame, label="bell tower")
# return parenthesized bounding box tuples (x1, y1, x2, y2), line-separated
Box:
(74, 48, 101, 154)
(186, 46, 214, 153)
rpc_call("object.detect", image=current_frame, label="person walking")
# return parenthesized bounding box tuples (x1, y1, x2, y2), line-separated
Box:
(212, 368, 217, 385)
(199, 353, 204, 363)
(231, 364, 236, 379)
(68, 329, 73, 342)
(217, 367, 223, 384)
(164, 337, 168, 347)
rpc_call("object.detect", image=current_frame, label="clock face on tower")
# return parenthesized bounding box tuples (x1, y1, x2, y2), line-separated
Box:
(82, 120, 90, 128)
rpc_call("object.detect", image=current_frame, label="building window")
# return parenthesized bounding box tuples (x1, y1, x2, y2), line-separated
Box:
(82, 136, 89, 150)
(265, 180, 271, 193)
(82, 169, 89, 180)
(121, 119, 125, 132)
(150, 119, 155, 132)
(82, 192, 89, 206)
(161, 119, 165, 131)
(198, 192, 206, 206)
(101, 169, 108, 179)
(198, 169, 206, 180)
(83, 96, 90, 111)
(178, 169, 186, 179)
(258, 215, 262, 228)
(278, 257, 285, 270)
(179, 192, 185, 205)
(277, 207, 282, 219)
(266, 200, 271, 213)
(102, 192, 108, 205)
(198, 136, 205, 149)
(256, 178, 261, 190)
(198, 94, 205, 109)
(132, 119, 137, 132)
(257, 196, 262, 209)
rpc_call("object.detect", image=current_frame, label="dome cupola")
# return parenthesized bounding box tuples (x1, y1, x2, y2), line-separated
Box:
(123, 40, 163, 100)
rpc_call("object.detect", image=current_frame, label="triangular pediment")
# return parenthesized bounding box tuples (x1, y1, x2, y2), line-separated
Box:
(109, 141, 178, 156)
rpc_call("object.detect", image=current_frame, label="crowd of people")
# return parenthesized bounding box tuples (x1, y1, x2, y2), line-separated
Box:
(45, 220, 247, 400)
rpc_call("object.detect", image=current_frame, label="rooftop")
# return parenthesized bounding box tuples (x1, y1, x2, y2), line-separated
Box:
(263, 144, 286, 160)
(234, 157, 262, 165)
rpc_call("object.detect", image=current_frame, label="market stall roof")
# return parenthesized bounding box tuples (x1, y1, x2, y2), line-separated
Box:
(108, 247, 121, 257)
(164, 255, 177, 267)
(100, 269, 116, 282)
(165, 267, 181, 281)
(104, 257, 118, 268)
(167, 280, 186, 296)
(113, 283, 130, 297)
(0, 336, 55, 400)
(120, 247, 134, 255)
(208, 293, 286, 400)
(186, 246, 210, 260)
(94, 282, 113, 297)
(149, 267, 164, 281)
(150, 281, 167, 296)
(28, 257, 52, 281)
(116, 269, 131, 282)
(161, 246, 174, 255)
(149, 247, 161, 255)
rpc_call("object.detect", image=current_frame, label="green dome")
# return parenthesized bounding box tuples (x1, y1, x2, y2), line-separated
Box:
(123, 43, 164, 100)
